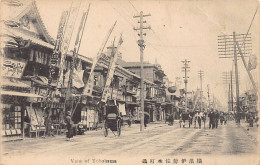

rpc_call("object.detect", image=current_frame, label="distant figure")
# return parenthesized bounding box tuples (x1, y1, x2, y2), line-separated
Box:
(255, 114, 259, 127)
(220, 112, 225, 125)
(215, 110, 220, 128)
(128, 114, 132, 127)
(169, 113, 174, 126)
(202, 111, 207, 128)
(65, 111, 74, 141)
(197, 111, 203, 129)
(208, 110, 215, 129)
(144, 114, 149, 128)
(249, 113, 254, 127)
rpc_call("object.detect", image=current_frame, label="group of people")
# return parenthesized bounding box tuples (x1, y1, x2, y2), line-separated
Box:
(179, 110, 207, 129)
(208, 110, 227, 129)
(179, 109, 228, 129)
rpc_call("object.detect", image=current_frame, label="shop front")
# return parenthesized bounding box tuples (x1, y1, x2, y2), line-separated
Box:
(1, 78, 44, 138)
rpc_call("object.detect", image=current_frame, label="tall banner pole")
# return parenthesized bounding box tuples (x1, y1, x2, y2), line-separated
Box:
(82, 21, 117, 96)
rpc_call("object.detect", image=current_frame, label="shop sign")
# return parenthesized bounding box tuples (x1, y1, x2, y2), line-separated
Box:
(2, 58, 27, 78)
(112, 89, 118, 100)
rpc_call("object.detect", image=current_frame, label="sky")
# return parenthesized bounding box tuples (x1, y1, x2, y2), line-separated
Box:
(36, 0, 260, 109)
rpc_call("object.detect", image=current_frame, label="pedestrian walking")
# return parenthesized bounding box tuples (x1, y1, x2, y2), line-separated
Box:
(44, 108, 54, 137)
(144, 113, 149, 128)
(169, 113, 174, 126)
(197, 111, 203, 129)
(215, 110, 220, 128)
(65, 111, 74, 141)
(255, 114, 259, 127)
(194, 110, 198, 128)
(220, 112, 224, 125)
(202, 111, 207, 128)
(208, 110, 215, 129)
(128, 114, 132, 127)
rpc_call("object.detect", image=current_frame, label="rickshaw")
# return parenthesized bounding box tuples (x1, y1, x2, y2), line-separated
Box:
(103, 105, 122, 137)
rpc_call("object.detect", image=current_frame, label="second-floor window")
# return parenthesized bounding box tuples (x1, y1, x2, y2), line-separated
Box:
(94, 75, 98, 86)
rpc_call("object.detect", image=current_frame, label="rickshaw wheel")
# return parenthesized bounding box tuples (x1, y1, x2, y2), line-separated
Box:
(104, 121, 108, 137)
(117, 120, 121, 137)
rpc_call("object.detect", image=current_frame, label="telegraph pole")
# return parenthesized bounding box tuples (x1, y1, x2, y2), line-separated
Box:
(182, 59, 190, 112)
(134, 11, 151, 131)
(198, 70, 204, 111)
(230, 70, 234, 111)
(222, 71, 238, 112)
(233, 32, 240, 115)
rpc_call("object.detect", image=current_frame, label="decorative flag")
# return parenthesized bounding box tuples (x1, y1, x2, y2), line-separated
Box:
(83, 21, 117, 96)
(72, 68, 84, 88)
(248, 54, 257, 71)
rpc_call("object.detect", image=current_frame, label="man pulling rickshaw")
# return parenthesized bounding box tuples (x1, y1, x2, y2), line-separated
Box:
(103, 104, 122, 137)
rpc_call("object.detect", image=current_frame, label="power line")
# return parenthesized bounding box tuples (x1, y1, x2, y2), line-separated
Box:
(128, 0, 138, 13)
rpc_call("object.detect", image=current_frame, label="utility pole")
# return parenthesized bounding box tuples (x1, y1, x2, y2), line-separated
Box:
(233, 32, 240, 114)
(218, 32, 252, 121)
(182, 59, 190, 112)
(198, 70, 204, 111)
(222, 71, 238, 111)
(230, 70, 234, 111)
(134, 11, 151, 132)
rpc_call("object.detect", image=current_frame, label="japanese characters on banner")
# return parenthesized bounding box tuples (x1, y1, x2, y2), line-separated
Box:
(2, 57, 27, 78)
(101, 58, 118, 102)
(101, 36, 123, 102)
(56, 0, 81, 88)
(49, 10, 68, 84)
(83, 21, 117, 96)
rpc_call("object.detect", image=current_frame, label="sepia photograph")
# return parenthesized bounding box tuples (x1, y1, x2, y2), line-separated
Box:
(0, 0, 259, 164)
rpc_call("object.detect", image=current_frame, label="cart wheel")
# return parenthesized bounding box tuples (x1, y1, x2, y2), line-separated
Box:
(117, 120, 121, 137)
(104, 121, 108, 137)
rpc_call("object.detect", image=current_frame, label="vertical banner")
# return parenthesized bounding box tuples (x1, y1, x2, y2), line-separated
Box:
(101, 36, 123, 102)
(68, 4, 90, 90)
(56, 0, 81, 88)
(49, 10, 68, 84)
(83, 21, 117, 96)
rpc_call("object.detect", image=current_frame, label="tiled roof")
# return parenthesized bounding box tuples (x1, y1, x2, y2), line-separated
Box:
(3, 0, 54, 45)
(121, 61, 155, 68)
(6, 27, 54, 49)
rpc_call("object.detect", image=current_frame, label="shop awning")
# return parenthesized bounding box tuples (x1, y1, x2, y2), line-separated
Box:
(1, 91, 44, 98)
(1, 78, 31, 88)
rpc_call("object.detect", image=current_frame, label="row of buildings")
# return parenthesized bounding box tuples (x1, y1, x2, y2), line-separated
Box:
(1, 1, 183, 137)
